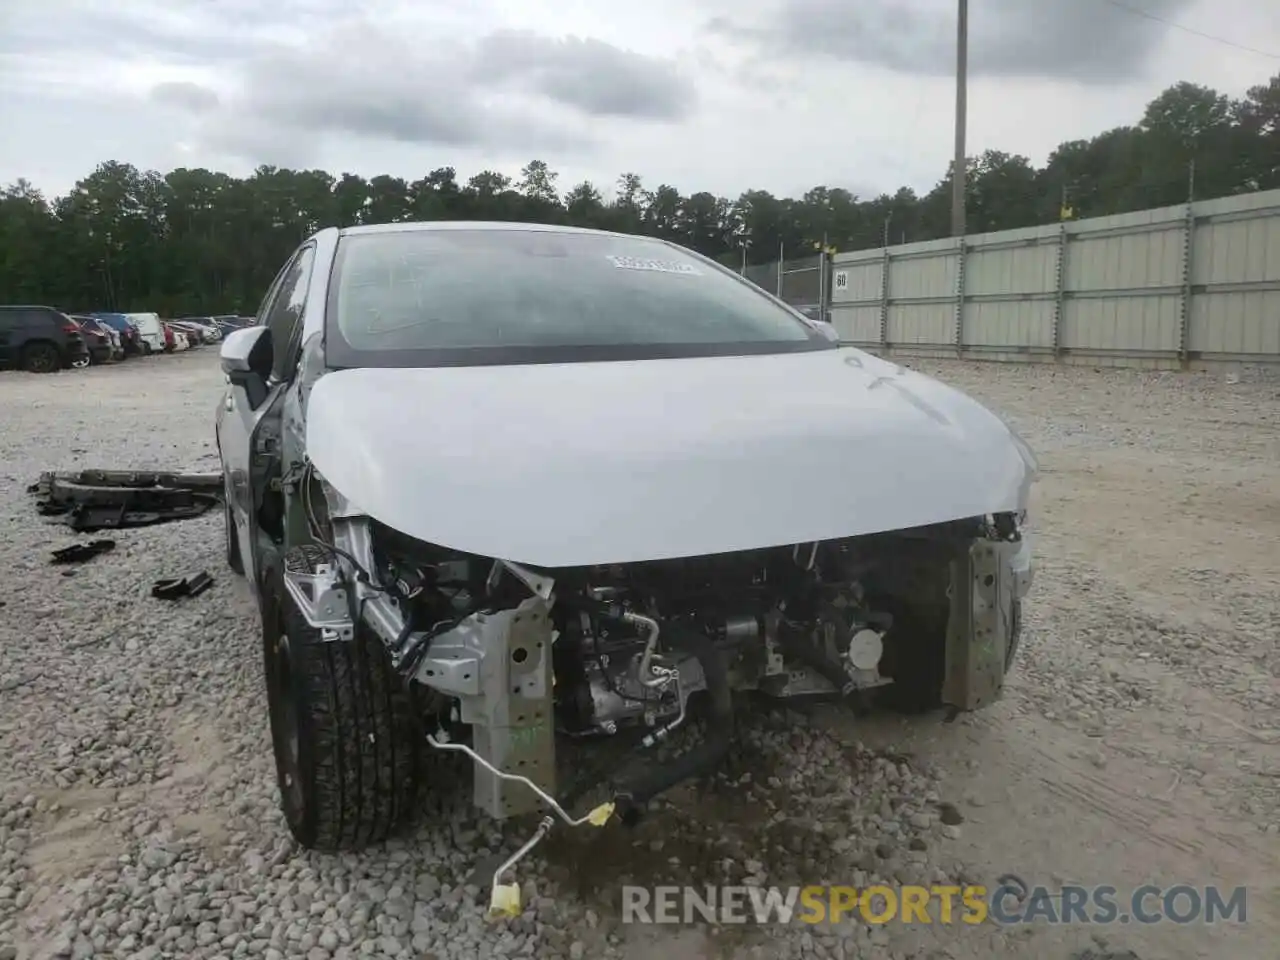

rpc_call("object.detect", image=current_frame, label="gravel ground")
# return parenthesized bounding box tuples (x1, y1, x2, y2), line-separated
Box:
(1, 350, 1278, 960)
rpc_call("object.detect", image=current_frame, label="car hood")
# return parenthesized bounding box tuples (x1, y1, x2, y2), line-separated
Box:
(305, 348, 1037, 568)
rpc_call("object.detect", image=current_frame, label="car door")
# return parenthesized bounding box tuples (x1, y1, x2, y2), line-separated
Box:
(219, 243, 318, 587)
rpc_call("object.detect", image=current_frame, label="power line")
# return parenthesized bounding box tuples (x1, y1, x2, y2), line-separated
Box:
(1098, 0, 1280, 60)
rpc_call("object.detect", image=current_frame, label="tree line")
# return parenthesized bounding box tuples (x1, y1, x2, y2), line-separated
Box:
(1, 73, 1276, 317)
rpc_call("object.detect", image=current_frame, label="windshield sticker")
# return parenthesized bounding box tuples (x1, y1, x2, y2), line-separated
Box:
(606, 255, 702, 275)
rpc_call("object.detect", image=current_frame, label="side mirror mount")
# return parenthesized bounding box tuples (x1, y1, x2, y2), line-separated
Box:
(220, 326, 273, 409)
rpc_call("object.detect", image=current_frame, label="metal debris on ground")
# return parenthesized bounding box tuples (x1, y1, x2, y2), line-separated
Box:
(151, 570, 215, 600)
(50, 539, 117, 564)
(29, 469, 223, 532)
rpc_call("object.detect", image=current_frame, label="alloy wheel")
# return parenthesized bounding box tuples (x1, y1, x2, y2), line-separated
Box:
(24, 347, 58, 373)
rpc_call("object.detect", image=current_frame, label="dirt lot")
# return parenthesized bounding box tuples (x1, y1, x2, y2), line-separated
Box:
(0, 349, 1277, 960)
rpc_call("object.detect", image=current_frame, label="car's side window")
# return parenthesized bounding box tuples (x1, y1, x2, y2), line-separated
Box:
(252, 257, 294, 327)
(264, 245, 317, 381)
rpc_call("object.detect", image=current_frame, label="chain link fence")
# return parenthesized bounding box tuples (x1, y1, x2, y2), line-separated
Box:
(736, 252, 829, 322)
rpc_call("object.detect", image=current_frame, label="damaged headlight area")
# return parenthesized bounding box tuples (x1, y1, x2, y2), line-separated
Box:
(270, 460, 1033, 912)
(285, 463, 1031, 838)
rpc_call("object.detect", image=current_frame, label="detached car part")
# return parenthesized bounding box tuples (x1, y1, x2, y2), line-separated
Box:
(50, 539, 116, 564)
(30, 470, 223, 531)
(214, 222, 1038, 882)
(152, 570, 215, 600)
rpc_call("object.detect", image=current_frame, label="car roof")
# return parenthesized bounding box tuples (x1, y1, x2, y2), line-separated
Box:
(336, 220, 642, 241)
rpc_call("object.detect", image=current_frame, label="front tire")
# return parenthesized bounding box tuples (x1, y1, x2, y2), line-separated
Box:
(262, 545, 421, 851)
(22, 342, 60, 373)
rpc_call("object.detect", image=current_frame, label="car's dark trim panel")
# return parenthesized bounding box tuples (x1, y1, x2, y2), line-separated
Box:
(323, 338, 837, 369)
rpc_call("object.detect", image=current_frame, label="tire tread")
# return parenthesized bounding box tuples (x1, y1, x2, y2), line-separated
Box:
(277, 545, 419, 851)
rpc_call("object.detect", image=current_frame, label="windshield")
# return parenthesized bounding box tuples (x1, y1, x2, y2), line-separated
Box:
(325, 227, 831, 368)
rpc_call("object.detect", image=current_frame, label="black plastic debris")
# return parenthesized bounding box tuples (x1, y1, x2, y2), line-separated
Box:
(50, 539, 117, 565)
(152, 570, 215, 600)
(29, 470, 223, 532)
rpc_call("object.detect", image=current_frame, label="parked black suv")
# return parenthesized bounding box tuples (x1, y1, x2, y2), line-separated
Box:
(0, 305, 91, 373)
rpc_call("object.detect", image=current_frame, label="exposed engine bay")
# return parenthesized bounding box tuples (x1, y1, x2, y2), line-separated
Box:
(282, 464, 1032, 829)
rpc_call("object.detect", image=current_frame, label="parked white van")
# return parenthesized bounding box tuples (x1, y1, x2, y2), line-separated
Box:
(124, 313, 167, 354)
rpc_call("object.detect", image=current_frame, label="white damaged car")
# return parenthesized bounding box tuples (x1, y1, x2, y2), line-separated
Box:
(215, 222, 1036, 891)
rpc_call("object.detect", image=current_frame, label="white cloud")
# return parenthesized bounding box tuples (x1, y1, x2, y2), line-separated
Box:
(0, 0, 1276, 202)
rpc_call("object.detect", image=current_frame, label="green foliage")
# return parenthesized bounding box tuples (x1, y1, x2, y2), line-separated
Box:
(2, 73, 1276, 315)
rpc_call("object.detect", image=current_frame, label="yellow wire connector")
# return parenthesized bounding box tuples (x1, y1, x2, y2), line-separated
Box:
(488, 883, 523, 919)
(586, 801, 615, 826)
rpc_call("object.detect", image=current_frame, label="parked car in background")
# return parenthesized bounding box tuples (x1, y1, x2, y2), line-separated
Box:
(176, 317, 223, 342)
(212, 315, 256, 330)
(168, 320, 209, 346)
(71, 315, 123, 361)
(89, 318, 124, 360)
(124, 312, 167, 354)
(168, 321, 198, 346)
(92, 312, 166, 354)
(161, 323, 189, 352)
(69, 316, 115, 365)
(0, 305, 90, 373)
(92, 313, 143, 355)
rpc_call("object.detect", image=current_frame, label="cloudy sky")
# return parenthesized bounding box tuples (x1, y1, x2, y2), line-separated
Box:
(1, 0, 1276, 203)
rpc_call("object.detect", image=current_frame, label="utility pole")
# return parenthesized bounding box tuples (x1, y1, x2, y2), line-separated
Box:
(951, 0, 968, 237)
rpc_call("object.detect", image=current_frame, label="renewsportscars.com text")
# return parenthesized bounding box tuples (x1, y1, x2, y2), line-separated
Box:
(621, 883, 1248, 926)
